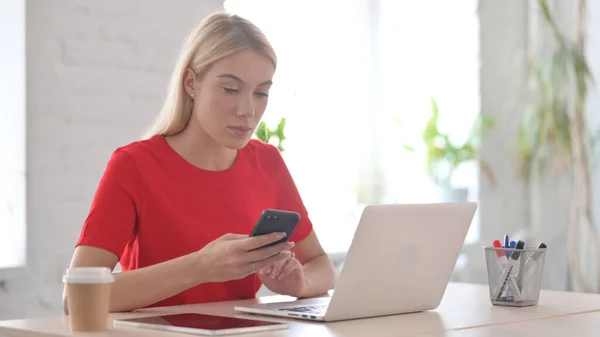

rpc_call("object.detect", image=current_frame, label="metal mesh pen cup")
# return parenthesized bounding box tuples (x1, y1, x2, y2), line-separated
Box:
(483, 246, 547, 307)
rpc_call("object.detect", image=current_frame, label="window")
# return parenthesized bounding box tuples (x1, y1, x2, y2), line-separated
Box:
(376, 0, 482, 243)
(224, 0, 481, 256)
(224, 0, 374, 255)
(0, 0, 26, 270)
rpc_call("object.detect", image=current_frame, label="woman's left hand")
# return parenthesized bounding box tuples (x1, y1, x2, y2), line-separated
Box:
(257, 251, 307, 298)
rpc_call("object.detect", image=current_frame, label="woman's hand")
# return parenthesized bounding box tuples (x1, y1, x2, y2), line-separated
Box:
(257, 251, 307, 298)
(195, 232, 295, 283)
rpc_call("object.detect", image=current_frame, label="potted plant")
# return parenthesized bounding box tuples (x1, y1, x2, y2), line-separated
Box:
(399, 97, 496, 202)
(255, 117, 287, 152)
(517, 0, 599, 293)
(255, 89, 298, 152)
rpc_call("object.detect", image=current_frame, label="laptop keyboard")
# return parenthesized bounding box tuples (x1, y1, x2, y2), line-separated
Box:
(278, 304, 328, 314)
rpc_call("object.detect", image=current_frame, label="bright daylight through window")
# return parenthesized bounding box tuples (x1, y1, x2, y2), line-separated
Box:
(223, 0, 482, 256)
(0, 0, 26, 270)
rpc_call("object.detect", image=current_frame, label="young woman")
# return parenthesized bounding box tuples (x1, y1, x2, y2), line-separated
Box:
(62, 11, 335, 314)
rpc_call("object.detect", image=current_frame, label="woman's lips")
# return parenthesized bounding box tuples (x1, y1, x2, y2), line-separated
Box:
(228, 126, 253, 137)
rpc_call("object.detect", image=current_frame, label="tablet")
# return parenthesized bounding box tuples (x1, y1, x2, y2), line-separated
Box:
(113, 313, 289, 336)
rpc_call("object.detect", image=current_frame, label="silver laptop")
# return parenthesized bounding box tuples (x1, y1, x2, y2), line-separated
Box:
(234, 202, 477, 322)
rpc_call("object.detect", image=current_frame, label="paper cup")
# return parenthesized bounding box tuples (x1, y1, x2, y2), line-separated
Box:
(63, 267, 114, 331)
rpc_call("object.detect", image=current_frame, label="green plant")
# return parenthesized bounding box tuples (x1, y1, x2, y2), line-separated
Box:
(255, 89, 298, 152)
(517, 0, 596, 180)
(517, 0, 599, 293)
(400, 97, 496, 187)
(255, 117, 287, 152)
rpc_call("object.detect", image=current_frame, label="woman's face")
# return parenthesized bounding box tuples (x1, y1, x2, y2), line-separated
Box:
(186, 49, 275, 150)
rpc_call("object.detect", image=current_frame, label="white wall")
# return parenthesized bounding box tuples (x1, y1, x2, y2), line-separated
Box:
(0, 0, 224, 320)
(472, 0, 530, 284)
(587, 0, 600, 293)
(589, 0, 600, 230)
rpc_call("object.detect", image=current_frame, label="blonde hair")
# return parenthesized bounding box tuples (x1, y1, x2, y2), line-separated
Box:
(143, 11, 277, 139)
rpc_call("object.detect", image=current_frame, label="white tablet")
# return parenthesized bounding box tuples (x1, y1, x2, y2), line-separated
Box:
(113, 313, 289, 336)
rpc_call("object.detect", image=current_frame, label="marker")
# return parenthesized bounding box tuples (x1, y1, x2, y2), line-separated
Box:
(514, 242, 545, 279)
(508, 240, 522, 301)
(506, 240, 516, 259)
(492, 240, 507, 272)
(493, 240, 506, 260)
(525, 243, 547, 266)
(520, 243, 547, 298)
(493, 240, 524, 302)
(492, 240, 521, 302)
(504, 234, 510, 249)
(492, 240, 511, 301)
(516, 240, 526, 292)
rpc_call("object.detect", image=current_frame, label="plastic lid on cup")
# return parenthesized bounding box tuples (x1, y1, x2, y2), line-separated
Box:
(63, 267, 114, 284)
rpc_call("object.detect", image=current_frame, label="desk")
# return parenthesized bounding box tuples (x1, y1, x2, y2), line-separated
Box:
(1, 283, 599, 337)
(421, 310, 600, 337)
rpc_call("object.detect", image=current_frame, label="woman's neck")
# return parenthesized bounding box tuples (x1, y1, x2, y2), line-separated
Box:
(165, 121, 237, 172)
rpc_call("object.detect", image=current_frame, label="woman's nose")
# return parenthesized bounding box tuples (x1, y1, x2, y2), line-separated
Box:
(237, 94, 256, 117)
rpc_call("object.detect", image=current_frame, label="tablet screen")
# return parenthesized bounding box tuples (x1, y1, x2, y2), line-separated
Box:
(115, 313, 286, 332)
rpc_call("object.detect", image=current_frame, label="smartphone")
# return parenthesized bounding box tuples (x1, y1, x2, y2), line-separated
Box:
(249, 209, 300, 250)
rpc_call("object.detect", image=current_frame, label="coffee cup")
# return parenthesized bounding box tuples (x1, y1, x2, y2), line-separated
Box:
(63, 267, 114, 331)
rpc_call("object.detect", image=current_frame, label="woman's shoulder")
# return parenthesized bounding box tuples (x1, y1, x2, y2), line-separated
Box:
(244, 139, 283, 161)
(104, 135, 165, 171)
(242, 139, 286, 173)
(114, 135, 164, 157)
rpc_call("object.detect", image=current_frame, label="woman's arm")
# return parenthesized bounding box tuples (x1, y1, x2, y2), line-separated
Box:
(63, 233, 294, 313)
(63, 245, 201, 314)
(258, 231, 335, 298)
(295, 231, 335, 298)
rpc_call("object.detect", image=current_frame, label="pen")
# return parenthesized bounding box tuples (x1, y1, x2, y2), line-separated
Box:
(492, 240, 507, 273)
(503, 235, 510, 260)
(517, 240, 526, 291)
(506, 240, 516, 259)
(514, 243, 546, 278)
(493, 240, 524, 302)
(492, 240, 516, 301)
(521, 243, 547, 298)
(525, 243, 547, 266)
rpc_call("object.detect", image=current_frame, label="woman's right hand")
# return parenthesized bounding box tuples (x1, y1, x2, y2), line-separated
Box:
(195, 232, 294, 283)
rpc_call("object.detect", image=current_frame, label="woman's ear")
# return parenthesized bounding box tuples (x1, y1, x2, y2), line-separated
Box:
(183, 68, 197, 99)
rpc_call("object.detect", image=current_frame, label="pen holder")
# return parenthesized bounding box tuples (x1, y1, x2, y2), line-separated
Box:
(483, 246, 547, 307)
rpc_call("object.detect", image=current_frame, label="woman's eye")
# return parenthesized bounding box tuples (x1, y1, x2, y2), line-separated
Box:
(255, 91, 269, 97)
(223, 87, 238, 94)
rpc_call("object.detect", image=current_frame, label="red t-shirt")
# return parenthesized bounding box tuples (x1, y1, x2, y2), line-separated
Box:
(75, 136, 313, 308)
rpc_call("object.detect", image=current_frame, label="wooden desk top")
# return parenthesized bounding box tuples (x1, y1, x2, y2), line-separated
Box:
(421, 310, 600, 337)
(1, 283, 599, 337)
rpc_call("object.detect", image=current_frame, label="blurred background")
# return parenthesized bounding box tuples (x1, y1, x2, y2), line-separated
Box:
(1, 0, 599, 320)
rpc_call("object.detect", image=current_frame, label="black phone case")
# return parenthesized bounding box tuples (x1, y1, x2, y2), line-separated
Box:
(249, 209, 300, 250)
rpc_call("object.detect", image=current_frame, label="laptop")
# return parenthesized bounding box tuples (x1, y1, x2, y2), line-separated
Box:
(234, 202, 477, 322)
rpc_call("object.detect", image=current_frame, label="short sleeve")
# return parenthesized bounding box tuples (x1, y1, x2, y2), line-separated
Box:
(271, 148, 314, 244)
(76, 149, 140, 259)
